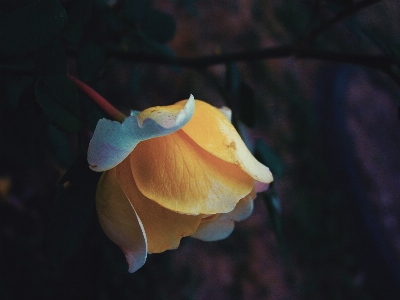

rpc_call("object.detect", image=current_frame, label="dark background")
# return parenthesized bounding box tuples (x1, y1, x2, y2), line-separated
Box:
(1, 0, 400, 299)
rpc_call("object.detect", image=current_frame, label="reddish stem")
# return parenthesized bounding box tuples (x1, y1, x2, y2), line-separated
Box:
(67, 74, 126, 123)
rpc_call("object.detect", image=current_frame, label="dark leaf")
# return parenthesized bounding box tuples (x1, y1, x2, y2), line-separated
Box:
(390, 64, 400, 87)
(392, 44, 400, 58)
(62, 21, 83, 46)
(34, 39, 67, 77)
(44, 153, 101, 267)
(140, 9, 176, 44)
(137, 34, 176, 57)
(276, 0, 311, 38)
(78, 89, 107, 132)
(325, 0, 352, 5)
(238, 81, 256, 128)
(35, 75, 81, 133)
(255, 139, 285, 180)
(122, 0, 151, 22)
(62, 1, 94, 45)
(47, 124, 73, 169)
(263, 189, 291, 268)
(0, 0, 34, 17)
(225, 63, 240, 93)
(0, 0, 67, 58)
(263, 189, 283, 244)
(78, 42, 106, 82)
(362, 28, 392, 54)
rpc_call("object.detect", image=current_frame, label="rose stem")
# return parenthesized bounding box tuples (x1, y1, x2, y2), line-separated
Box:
(67, 74, 127, 123)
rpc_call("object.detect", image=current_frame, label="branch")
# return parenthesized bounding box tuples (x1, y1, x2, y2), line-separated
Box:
(67, 75, 127, 123)
(301, 0, 382, 45)
(104, 46, 292, 67)
(295, 49, 393, 71)
(102, 47, 394, 71)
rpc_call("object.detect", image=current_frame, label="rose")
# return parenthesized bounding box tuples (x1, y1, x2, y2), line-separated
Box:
(89, 95, 273, 272)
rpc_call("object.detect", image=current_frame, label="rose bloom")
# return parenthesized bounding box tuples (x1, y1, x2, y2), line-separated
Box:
(88, 95, 273, 272)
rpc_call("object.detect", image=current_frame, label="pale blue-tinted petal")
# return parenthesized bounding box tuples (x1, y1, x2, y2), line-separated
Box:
(191, 188, 257, 241)
(96, 169, 148, 273)
(228, 188, 256, 221)
(130, 110, 140, 117)
(125, 214, 147, 273)
(190, 214, 234, 242)
(255, 181, 269, 192)
(88, 95, 195, 171)
(218, 106, 232, 122)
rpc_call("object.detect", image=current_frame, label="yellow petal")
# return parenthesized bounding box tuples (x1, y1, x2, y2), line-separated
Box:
(181, 100, 273, 184)
(137, 94, 194, 129)
(96, 169, 147, 273)
(115, 157, 203, 253)
(130, 129, 254, 215)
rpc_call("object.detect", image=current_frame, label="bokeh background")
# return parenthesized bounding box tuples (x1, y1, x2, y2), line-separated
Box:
(1, 0, 400, 299)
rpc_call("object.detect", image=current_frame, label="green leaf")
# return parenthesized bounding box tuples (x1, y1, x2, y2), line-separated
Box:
(62, 1, 94, 45)
(140, 9, 176, 44)
(263, 189, 290, 268)
(34, 38, 67, 77)
(78, 90, 107, 132)
(238, 81, 256, 128)
(390, 64, 400, 87)
(47, 124, 73, 169)
(122, 0, 151, 22)
(44, 153, 101, 267)
(78, 42, 106, 82)
(35, 75, 81, 133)
(255, 139, 285, 180)
(225, 63, 240, 93)
(0, 0, 67, 58)
(276, 0, 312, 38)
(136, 33, 176, 57)
(391, 44, 400, 59)
(362, 29, 392, 54)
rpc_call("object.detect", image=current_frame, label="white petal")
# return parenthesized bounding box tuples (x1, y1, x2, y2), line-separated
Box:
(88, 95, 195, 171)
(218, 106, 232, 122)
(190, 214, 234, 241)
(254, 181, 269, 193)
(228, 188, 256, 221)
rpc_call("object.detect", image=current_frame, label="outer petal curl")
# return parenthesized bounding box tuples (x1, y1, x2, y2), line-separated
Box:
(96, 169, 147, 273)
(181, 100, 273, 186)
(190, 214, 234, 241)
(116, 157, 203, 253)
(88, 95, 195, 172)
(191, 188, 256, 241)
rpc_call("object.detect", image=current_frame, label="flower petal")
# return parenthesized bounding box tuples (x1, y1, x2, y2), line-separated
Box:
(227, 187, 256, 221)
(88, 95, 195, 172)
(218, 106, 232, 122)
(115, 157, 203, 253)
(191, 188, 256, 241)
(181, 100, 273, 184)
(96, 169, 147, 273)
(254, 181, 270, 193)
(190, 214, 234, 241)
(130, 130, 254, 215)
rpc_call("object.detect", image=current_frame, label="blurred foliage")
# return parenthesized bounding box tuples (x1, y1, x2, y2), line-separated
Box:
(1, 0, 400, 299)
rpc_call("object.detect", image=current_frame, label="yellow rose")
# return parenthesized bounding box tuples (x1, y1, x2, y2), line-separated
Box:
(88, 95, 273, 272)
